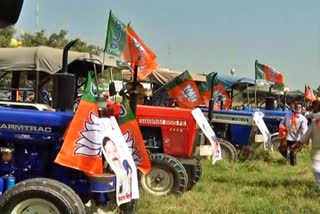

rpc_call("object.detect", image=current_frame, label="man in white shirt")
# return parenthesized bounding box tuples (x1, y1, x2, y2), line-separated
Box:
(280, 102, 308, 166)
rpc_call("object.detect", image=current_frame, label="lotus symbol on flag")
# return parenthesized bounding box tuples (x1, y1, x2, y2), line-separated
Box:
(90, 82, 98, 97)
(74, 112, 102, 157)
(110, 20, 122, 50)
(133, 38, 145, 54)
(120, 104, 127, 117)
(182, 84, 198, 102)
(123, 130, 141, 165)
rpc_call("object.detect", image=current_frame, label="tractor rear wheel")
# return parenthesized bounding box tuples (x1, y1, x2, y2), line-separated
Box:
(0, 178, 86, 214)
(219, 139, 238, 161)
(140, 153, 188, 196)
(185, 156, 202, 190)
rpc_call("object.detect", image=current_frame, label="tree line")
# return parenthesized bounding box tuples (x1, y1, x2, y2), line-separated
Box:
(0, 26, 122, 83)
(0, 26, 102, 55)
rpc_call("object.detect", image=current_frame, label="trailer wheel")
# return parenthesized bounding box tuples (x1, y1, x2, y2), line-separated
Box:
(0, 178, 86, 214)
(140, 153, 188, 196)
(185, 156, 202, 190)
(219, 139, 238, 161)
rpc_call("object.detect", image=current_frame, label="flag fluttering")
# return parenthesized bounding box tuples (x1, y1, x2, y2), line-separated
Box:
(105, 11, 158, 80)
(305, 85, 316, 102)
(55, 71, 103, 175)
(124, 25, 158, 80)
(119, 98, 151, 175)
(104, 10, 127, 58)
(255, 60, 284, 84)
(164, 70, 202, 109)
(197, 72, 231, 109)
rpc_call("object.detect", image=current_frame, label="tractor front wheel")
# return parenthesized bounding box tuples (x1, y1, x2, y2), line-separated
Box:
(140, 153, 188, 196)
(185, 156, 202, 190)
(0, 178, 86, 214)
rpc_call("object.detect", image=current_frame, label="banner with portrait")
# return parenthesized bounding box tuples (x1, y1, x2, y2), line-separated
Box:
(99, 117, 139, 206)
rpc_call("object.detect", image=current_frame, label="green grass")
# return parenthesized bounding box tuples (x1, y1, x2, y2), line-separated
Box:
(137, 146, 320, 214)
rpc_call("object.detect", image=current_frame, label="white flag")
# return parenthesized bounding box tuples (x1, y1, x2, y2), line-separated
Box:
(252, 111, 272, 150)
(192, 108, 222, 164)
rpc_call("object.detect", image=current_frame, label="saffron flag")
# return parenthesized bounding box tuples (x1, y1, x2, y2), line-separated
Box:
(305, 85, 316, 102)
(164, 70, 202, 109)
(104, 11, 158, 80)
(198, 73, 231, 109)
(119, 98, 151, 175)
(55, 71, 103, 175)
(255, 60, 284, 84)
(124, 25, 158, 80)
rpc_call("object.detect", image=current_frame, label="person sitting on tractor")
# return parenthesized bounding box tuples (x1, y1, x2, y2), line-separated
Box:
(119, 82, 152, 105)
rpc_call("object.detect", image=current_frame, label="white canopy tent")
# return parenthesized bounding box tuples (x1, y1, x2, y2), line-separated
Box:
(122, 68, 206, 86)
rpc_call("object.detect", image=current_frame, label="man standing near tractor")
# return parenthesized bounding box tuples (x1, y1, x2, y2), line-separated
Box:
(279, 102, 308, 166)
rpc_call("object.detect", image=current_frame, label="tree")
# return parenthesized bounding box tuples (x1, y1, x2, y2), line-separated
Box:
(0, 26, 15, 47)
(47, 30, 68, 48)
(0, 28, 103, 55)
(19, 29, 102, 55)
(21, 30, 48, 47)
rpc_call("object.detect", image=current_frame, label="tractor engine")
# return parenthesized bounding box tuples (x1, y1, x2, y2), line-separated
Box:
(0, 108, 73, 189)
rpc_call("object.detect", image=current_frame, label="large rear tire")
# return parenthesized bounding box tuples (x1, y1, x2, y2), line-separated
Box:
(219, 139, 238, 161)
(140, 153, 188, 196)
(185, 156, 202, 190)
(0, 178, 86, 214)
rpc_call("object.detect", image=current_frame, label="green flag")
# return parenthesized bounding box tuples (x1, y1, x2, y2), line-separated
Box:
(104, 10, 127, 57)
(82, 70, 98, 103)
(255, 60, 265, 80)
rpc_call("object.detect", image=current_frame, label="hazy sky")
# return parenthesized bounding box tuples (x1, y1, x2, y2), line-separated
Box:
(15, 0, 320, 90)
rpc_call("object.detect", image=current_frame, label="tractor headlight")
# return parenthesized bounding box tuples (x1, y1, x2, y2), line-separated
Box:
(0, 147, 14, 163)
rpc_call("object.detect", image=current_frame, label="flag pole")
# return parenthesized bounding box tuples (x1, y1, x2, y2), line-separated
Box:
(130, 64, 139, 115)
(102, 10, 111, 86)
(254, 60, 257, 108)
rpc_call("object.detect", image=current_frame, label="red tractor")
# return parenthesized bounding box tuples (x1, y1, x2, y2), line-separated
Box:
(136, 105, 201, 195)
(109, 68, 204, 196)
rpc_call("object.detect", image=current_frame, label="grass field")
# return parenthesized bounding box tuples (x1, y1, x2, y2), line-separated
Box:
(137, 146, 320, 214)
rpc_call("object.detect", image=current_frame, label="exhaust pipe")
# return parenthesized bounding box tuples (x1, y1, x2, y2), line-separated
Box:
(62, 39, 79, 73)
(208, 72, 218, 123)
(53, 39, 78, 111)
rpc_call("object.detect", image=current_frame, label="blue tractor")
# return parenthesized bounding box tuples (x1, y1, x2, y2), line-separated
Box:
(200, 73, 291, 160)
(0, 42, 136, 213)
